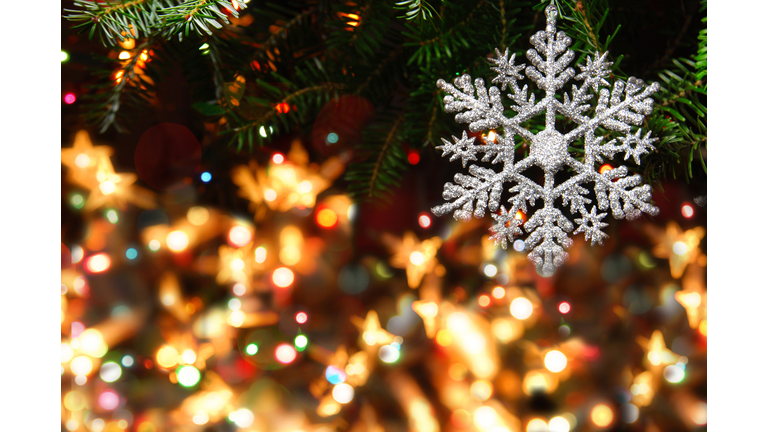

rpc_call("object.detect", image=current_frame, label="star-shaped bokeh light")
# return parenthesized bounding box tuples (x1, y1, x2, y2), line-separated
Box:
(383, 231, 443, 289)
(647, 221, 705, 279)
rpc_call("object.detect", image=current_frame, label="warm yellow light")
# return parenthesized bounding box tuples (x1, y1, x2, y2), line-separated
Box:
(409, 251, 426, 266)
(460, 332, 486, 355)
(679, 292, 701, 308)
(691, 401, 707, 425)
(264, 189, 277, 201)
(297, 180, 313, 193)
(446, 312, 470, 333)
(590, 404, 614, 428)
(436, 329, 453, 347)
(526, 419, 548, 432)
(420, 302, 438, 318)
(230, 259, 245, 271)
(80, 329, 107, 358)
(100, 180, 116, 195)
(272, 267, 294, 288)
(523, 370, 555, 395)
(118, 51, 131, 60)
(192, 412, 209, 425)
(280, 246, 301, 265)
(230, 310, 245, 327)
(672, 241, 689, 255)
(473, 406, 498, 428)
(699, 319, 707, 337)
(86, 253, 111, 273)
(166, 231, 189, 252)
(548, 416, 571, 432)
(332, 383, 354, 404)
(156, 345, 179, 368)
(70, 356, 93, 375)
(61, 342, 74, 363)
(119, 39, 135, 49)
(492, 286, 506, 299)
(229, 226, 253, 247)
(140, 50, 148, 61)
(187, 206, 209, 225)
(75, 153, 90, 168)
(510, 297, 533, 319)
(64, 391, 86, 411)
(648, 351, 662, 366)
(544, 350, 568, 373)
(470, 380, 493, 401)
(317, 208, 338, 228)
(149, 239, 161, 251)
(181, 349, 197, 364)
(487, 130, 497, 142)
(491, 318, 518, 343)
(448, 362, 467, 381)
(255, 246, 267, 263)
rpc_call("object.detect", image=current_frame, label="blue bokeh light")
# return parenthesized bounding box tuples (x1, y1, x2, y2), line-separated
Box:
(201, 172, 212, 182)
(126, 248, 138, 260)
(325, 366, 347, 385)
(326, 133, 339, 144)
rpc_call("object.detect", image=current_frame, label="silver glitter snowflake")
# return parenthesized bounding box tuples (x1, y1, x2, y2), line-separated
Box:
(432, 5, 659, 277)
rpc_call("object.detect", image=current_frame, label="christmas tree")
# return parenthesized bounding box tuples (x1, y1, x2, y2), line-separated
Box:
(59, 1, 708, 431)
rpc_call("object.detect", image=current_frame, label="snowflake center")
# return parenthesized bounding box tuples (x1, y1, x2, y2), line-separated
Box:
(530, 129, 568, 172)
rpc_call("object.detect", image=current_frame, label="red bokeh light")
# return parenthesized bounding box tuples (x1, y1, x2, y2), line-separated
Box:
(418, 213, 431, 228)
(275, 102, 290, 114)
(98, 390, 120, 410)
(272, 153, 284, 164)
(275, 343, 297, 364)
(558, 301, 571, 314)
(599, 164, 613, 175)
(408, 150, 420, 165)
(84, 253, 111, 274)
(64, 93, 76, 104)
(681, 203, 694, 218)
(295, 312, 308, 324)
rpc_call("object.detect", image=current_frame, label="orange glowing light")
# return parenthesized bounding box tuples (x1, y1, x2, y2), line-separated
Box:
(275, 343, 297, 364)
(156, 345, 179, 369)
(316, 208, 338, 228)
(448, 363, 468, 381)
(114, 71, 124, 84)
(85, 253, 111, 273)
(515, 210, 526, 221)
(478, 294, 491, 308)
(681, 203, 694, 218)
(492, 286, 506, 299)
(699, 319, 707, 337)
(140, 50, 148, 61)
(231, 0, 240, 10)
(228, 226, 253, 247)
(418, 213, 431, 228)
(272, 267, 294, 288)
(272, 153, 284, 164)
(450, 409, 472, 428)
(599, 164, 613, 174)
(591, 404, 614, 427)
(118, 51, 130, 60)
(275, 102, 290, 114)
(436, 329, 453, 347)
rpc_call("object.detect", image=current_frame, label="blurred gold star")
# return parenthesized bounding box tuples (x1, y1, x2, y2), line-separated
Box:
(232, 140, 346, 217)
(61, 130, 155, 211)
(647, 221, 705, 279)
(675, 262, 707, 329)
(352, 310, 395, 349)
(636, 330, 680, 370)
(382, 231, 443, 288)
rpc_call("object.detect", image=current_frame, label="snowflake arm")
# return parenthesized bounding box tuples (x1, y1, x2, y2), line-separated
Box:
(573, 206, 609, 246)
(489, 205, 524, 249)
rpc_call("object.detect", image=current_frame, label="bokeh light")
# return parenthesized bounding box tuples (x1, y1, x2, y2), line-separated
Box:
(590, 404, 614, 427)
(64, 391, 86, 411)
(418, 213, 431, 228)
(544, 350, 567, 373)
(272, 153, 285, 164)
(325, 366, 347, 384)
(407, 150, 420, 165)
(231, 409, 254, 428)
(691, 401, 707, 425)
(254, 246, 267, 263)
(295, 312, 308, 324)
(233, 283, 246, 296)
(187, 206, 209, 225)
(681, 203, 694, 218)
(450, 409, 472, 428)
(64, 93, 76, 104)
(436, 329, 453, 347)
(85, 253, 111, 273)
(98, 390, 120, 410)
(275, 343, 297, 364)
(699, 319, 707, 337)
(228, 298, 241, 310)
(245, 343, 258, 355)
(176, 365, 201, 387)
(272, 267, 295, 288)
(474, 407, 498, 428)
(264, 189, 277, 201)
(672, 241, 688, 256)
(379, 344, 400, 363)
(294, 334, 308, 351)
(182, 349, 197, 364)
(156, 345, 179, 368)
(549, 416, 571, 432)
(492, 286, 506, 299)
(61, 50, 69, 62)
(510, 297, 533, 319)
(166, 230, 189, 252)
(326, 133, 339, 144)
(100, 362, 122, 382)
(121, 355, 134, 367)
(410, 251, 426, 266)
(558, 301, 571, 314)
(470, 380, 493, 401)
(228, 226, 253, 247)
(448, 363, 467, 381)
(483, 263, 498, 277)
(316, 208, 338, 228)
(71, 194, 85, 209)
(664, 364, 685, 383)
(148, 239, 161, 251)
(527, 419, 548, 432)
(200, 172, 212, 182)
(332, 383, 355, 404)
(126, 248, 138, 260)
(599, 164, 613, 174)
(478, 294, 491, 308)
(620, 403, 639, 423)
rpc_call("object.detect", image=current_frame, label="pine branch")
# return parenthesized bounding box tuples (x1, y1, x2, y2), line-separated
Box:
(346, 114, 407, 201)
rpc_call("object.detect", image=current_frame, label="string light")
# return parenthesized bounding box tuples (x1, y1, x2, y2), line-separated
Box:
(558, 301, 571, 314)
(681, 203, 694, 218)
(478, 294, 491, 308)
(275, 343, 297, 364)
(492, 286, 506, 299)
(200, 172, 212, 182)
(228, 226, 252, 247)
(316, 208, 338, 228)
(544, 350, 567, 373)
(85, 253, 111, 273)
(64, 93, 76, 104)
(418, 213, 431, 228)
(510, 297, 533, 319)
(272, 267, 294, 288)
(590, 404, 614, 428)
(166, 231, 189, 252)
(295, 312, 308, 324)
(332, 383, 354, 403)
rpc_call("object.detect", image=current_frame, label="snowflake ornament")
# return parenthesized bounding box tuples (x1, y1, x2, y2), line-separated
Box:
(432, 5, 659, 277)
